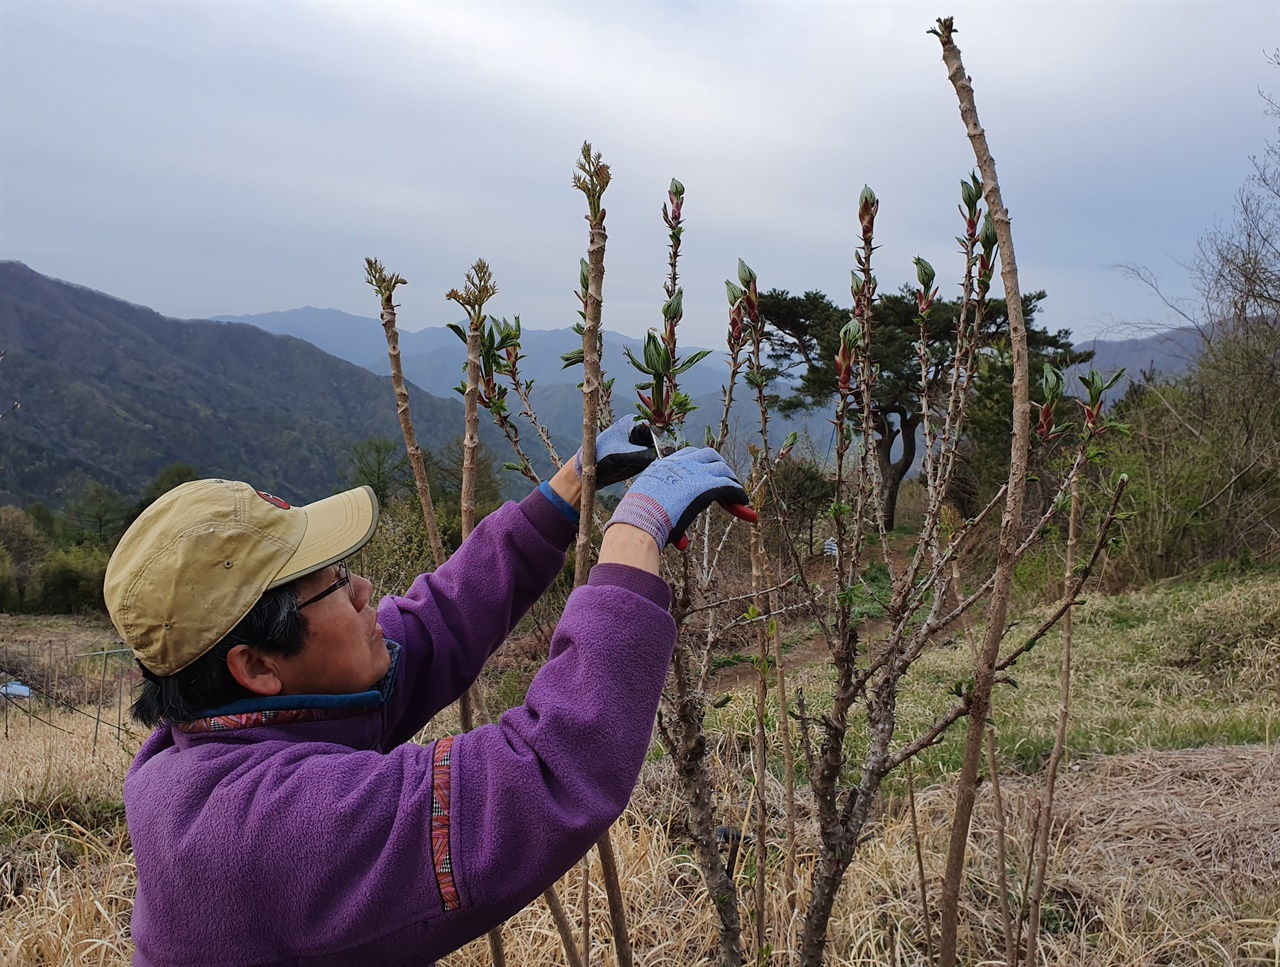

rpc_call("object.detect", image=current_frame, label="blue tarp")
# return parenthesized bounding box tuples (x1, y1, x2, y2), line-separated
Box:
(1, 680, 32, 698)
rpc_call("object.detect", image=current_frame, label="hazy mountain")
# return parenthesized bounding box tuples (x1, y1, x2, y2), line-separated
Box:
(1, 265, 1202, 511)
(0, 262, 495, 506)
(213, 306, 394, 368)
(1066, 327, 1200, 400)
(211, 304, 1204, 478)
(216, 307, 729, 400)
(214, 306, 825, 469)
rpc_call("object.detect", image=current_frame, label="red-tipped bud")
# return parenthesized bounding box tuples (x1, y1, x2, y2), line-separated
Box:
(917, 287, 938, 315)
(778, 430, 799, 461)
(858, 185, 879, 238)
(1034, 402, 1052, 442)
(728, 303, 744, 345)
(834, 345, 854, 390)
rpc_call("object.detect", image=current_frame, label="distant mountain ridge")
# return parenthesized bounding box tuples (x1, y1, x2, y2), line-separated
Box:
(222, 305, 1203, 471)
(222, 306, 1200, 405)
(213, 307, 729, 400)
(216, 306, 836, 459)
(0, 262, 496, 506)
(1066, 327, 1201, 398)
(0, 265, 1200, 511)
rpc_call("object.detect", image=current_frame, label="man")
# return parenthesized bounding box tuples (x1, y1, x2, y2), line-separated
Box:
(105, 417, 753, 966)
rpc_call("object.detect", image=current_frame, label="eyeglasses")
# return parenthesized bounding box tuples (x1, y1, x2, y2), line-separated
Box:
(297, 560, 354, 610)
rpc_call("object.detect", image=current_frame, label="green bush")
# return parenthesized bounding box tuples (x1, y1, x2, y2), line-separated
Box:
(351, 495, 435, 600)
(0, 545, 17, 612)
(33, 545, 109, 613)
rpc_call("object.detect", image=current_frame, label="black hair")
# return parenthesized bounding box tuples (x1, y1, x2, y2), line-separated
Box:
(130, 583, 308, 726)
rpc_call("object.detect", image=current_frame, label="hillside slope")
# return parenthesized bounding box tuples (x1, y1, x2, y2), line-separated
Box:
(0, 262, 484, 506)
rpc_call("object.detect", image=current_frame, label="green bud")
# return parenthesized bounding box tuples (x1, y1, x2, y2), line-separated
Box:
(643, 332, 665, 374)
(669, 178, 685, 199)
(737, 259, 757, 287)
(980, 212, 998, 252)
(1040, 363, 1064, 399)
(913, 256, 936, 293)
(662, 287, 684, 324)
(724, 280, 745, 305)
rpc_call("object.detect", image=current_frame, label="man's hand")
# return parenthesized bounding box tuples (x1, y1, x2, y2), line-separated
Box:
(605, 447, 756, 549)
(575, 415, 658, 488)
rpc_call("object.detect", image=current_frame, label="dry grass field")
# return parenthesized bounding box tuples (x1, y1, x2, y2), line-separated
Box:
(2, 572, 1279, 965)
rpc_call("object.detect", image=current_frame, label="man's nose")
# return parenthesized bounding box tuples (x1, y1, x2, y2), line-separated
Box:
(353, 573, 375, 609)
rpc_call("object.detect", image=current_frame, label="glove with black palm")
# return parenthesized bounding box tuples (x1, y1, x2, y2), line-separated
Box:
(574, 415, 658, 488)
(606, 446, 757, 549)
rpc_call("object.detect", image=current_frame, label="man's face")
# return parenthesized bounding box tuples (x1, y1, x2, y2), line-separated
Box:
(274, 563, 391, 695)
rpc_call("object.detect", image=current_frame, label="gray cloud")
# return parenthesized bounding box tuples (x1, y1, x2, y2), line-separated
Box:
(2, 0, 1276, 346)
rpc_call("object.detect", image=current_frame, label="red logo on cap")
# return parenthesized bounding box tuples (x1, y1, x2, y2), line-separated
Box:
(256, 491, 291, 510)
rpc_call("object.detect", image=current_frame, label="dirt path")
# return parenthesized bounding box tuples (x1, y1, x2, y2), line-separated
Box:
(710, 612, 907, 693)
(708, 539, 915, 694)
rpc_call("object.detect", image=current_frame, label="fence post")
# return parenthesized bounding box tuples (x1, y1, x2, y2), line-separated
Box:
(92, 649, 108, 755)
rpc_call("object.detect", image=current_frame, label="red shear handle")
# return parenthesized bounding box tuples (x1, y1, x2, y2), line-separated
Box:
(673, 502, 758, 551)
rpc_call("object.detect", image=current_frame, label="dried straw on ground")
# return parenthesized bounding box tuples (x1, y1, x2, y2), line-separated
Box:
(4, 698, 1277, 966)
(5, 579, 1278, 964)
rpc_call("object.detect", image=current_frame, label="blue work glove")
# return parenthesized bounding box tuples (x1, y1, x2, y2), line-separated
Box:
(606, 447, 757, 549)
(575, 415, 658, 488)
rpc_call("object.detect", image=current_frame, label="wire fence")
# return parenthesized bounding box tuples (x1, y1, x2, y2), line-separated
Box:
(1, 635, 143, 752)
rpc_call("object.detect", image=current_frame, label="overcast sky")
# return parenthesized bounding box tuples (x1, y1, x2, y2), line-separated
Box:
(2, 1, 1277, 347)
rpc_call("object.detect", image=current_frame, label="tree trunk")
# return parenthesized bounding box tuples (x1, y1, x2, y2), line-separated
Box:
(462, 322, 482, 539)
(1023, 473, 1080, 966)
(576, 210, 604, 967)
(666, 643, 746, 967)
(933, 20, 1033, 967)
(881, 410, 921, 532)
(799, 841, 855, 965)
(749, 517, 770, 962)
(874, 420, 899, 529)
(571, 145, 632, 967)
(369, 275, 447, 572)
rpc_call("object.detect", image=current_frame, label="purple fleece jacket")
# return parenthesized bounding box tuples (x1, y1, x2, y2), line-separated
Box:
(124, 489, 676, 966)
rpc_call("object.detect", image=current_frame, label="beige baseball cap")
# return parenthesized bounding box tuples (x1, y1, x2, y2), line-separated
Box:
(104, 479, 379, 677)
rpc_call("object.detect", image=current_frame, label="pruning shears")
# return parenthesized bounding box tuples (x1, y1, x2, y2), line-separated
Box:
(643, 421, 758, 550)
(646, 421, 685, 461)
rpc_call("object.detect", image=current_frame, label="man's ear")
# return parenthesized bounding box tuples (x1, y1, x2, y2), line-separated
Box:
(226, 644, 285, 697)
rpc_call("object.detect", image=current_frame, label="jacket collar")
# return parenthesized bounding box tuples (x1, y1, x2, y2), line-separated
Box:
(171, 641, 401, 750)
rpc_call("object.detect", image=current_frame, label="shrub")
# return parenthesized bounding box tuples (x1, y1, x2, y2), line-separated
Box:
(0, 505, 49, 610)
(33, 546, 109, 614)
(352, 495, 438, 600)
(0, 545, 17, 612)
